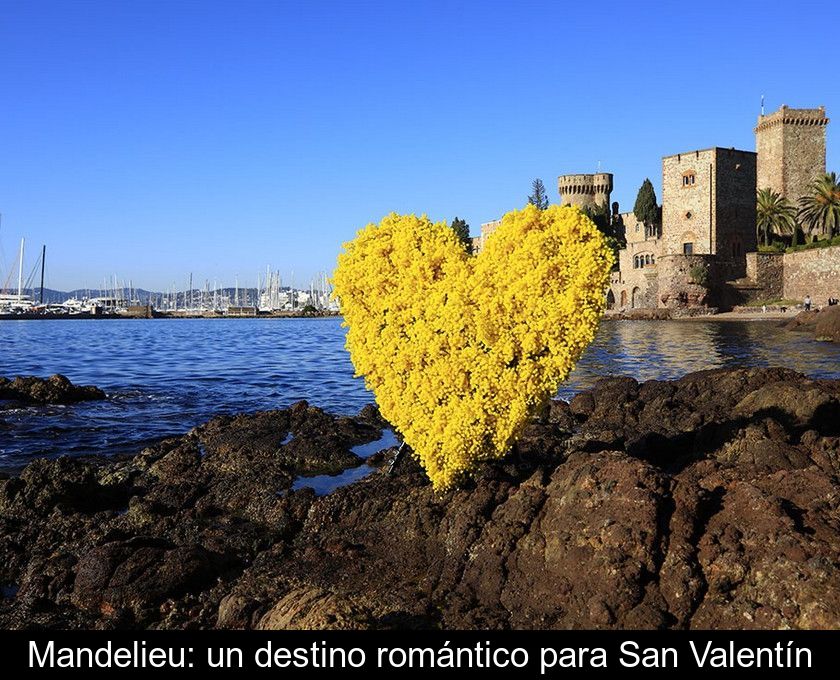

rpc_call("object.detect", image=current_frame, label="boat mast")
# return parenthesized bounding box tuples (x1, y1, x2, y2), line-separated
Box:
(39, 245, 46, 305)
(17, 238, 25, 302)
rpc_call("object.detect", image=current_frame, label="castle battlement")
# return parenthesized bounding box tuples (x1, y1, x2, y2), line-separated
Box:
(754, 105, 829, 133)
(557, 173, 613, 210)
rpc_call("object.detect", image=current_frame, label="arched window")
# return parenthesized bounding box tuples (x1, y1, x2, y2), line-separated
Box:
(682, 170, 697, 187)
(645, 254, 651, 265)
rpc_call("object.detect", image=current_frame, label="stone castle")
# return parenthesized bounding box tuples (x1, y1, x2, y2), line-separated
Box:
(471, 104, 834, 311)
(606, 104, 830, 312)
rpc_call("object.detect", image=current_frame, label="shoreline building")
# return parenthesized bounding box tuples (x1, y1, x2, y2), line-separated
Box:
(470, 104, 833, 309)
(608, 104, 829, 312)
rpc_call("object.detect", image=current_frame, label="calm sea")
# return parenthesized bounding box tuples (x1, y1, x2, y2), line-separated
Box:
(1, 317, 839, 471)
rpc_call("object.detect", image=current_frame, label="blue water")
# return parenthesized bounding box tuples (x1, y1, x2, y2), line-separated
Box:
(291, 428, 400, 496)
(1, 317, 839, 471)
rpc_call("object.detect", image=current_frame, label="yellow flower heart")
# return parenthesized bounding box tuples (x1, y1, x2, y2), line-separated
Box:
(332, 203, 613, 490)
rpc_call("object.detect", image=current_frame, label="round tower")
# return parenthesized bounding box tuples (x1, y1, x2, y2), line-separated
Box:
(557, 172, 614, 210)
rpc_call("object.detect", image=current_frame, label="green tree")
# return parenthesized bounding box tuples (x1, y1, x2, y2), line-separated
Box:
(582, 202, 623, 267)
(798, 172, 840, 239)
(581, 201, 612, 236)
(756, 188, 797, 246)
(450, 216, 472, 253)
(633, 178, 660, 238)
(527, 178, 550, 210)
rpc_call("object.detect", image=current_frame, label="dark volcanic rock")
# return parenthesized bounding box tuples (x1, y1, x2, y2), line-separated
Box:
(785, 306, 840, 343)
(815, 305, 840, 342)
(0, 374, 105, 406)
(2, 370, 840, 630)
(784, 309, 819, 331)
(72, 538, 234, 625)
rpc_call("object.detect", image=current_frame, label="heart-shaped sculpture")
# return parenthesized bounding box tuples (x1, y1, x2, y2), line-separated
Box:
(333, 204, 613, 490)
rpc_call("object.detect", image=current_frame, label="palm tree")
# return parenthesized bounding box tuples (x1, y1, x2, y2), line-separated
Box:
(756, 188, 796, 246)
(798, 172, 840, 239)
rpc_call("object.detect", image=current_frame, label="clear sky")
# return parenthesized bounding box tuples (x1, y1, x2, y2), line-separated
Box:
(1, 0, 837, 291)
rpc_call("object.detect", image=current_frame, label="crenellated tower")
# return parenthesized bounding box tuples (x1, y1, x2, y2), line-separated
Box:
(557, 172, 613, 210)
(755, 105, 829, 203)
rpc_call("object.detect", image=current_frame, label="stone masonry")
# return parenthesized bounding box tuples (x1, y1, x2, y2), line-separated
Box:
(755, 106, 828, 203)
(661, 147, 757, 261)
(782, 246, 840, 304)
(557, 173, 613, 211)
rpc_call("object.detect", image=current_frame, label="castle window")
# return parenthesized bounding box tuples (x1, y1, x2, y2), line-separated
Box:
(645, 254, 651, 265)
(683, 242, 694, 255)
(682, 171, 696, 187)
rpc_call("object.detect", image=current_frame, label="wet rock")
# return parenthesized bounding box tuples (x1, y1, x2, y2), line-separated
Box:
(815, 305, 840, 342)
(784, 309, 819, 331)
(785, 307, 840, 343)
(0, 374, 105, 405)
(604, 309, 673, 320)
(194, 401, 379, 477)
(2, 457, 130, 516)
(72, 538, 233, 624)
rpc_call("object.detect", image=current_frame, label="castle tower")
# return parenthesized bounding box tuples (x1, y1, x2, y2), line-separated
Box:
(557, 173, 613, 210)
(755, 105, 829, 202)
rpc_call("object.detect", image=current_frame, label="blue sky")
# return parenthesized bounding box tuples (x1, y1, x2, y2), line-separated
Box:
(1, 0, 837, 291)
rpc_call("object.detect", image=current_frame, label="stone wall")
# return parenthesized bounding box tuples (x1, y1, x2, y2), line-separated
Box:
(661, 149, 715, 255)
(782, 245, 840, 304)
(745, 252, 784, 300)
(656, 254, 717, 310)
(660, 147, 754, 278)
(609, 266, 658, 310)
(472, 218, 501, 254)
(713, 148, 757, 266)
(756, 111, 785, 195)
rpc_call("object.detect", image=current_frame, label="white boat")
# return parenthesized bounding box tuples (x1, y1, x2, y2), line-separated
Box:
(0, 237, 35, 314)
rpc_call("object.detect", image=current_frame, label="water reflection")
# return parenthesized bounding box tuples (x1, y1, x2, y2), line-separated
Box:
(1, 317, 839, 470)
(560, 320, 840, 399)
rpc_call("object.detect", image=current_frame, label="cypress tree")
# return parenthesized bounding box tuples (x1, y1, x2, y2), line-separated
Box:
(450, 217, 472, 253)
(633, 179, 659, 236)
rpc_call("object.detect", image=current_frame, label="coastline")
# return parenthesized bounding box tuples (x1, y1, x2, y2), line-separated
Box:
(0, 308, 807, 322)
(0, 311, 341, 321)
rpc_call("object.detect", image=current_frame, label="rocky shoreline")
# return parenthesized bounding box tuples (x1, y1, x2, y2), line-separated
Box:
(784, 305, 840, 343)
(0, 374, 105, 407)
(1, 368, 840, 630)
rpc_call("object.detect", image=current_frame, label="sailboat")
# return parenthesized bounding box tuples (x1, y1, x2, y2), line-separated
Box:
(0, 238, 35, 314)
